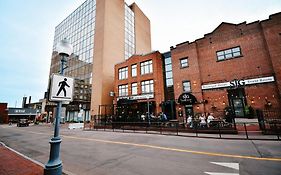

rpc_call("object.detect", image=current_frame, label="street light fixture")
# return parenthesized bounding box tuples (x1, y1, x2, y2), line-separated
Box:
(44, 38, 73, 175)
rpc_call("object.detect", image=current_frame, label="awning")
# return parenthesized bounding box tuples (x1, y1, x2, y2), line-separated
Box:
(178, 93, 197, 105)
(117, 99, 137, 105)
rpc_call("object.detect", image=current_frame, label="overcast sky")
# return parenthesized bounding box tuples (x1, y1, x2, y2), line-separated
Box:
(0, 0, 280, 107)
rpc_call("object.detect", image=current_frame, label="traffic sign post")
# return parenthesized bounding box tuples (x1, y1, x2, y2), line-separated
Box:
(45, 38, 73, 175)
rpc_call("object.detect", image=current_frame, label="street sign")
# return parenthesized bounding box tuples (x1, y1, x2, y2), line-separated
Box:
(49, 74, 74, 102)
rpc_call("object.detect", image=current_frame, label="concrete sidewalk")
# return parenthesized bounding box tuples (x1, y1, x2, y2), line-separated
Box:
(0, 142, 43, 175)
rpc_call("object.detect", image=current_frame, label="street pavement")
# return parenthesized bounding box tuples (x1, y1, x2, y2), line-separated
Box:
(0, 124, 280, 175)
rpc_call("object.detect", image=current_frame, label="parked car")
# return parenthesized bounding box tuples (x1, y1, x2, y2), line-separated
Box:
(17, 119, 29, 127)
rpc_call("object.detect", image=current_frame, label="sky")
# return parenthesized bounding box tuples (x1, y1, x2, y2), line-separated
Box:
(0, 0, 280, 107)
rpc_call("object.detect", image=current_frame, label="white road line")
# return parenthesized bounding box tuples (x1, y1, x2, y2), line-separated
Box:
(204, 173, 239, 175)
(205, 162, 239, 175)
(210, 162, 239, 170)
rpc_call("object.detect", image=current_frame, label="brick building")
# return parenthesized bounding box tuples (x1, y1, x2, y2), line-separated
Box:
(171, 12, 281, 119)
(0, 103, 8, 124)
(113, 51, 165, 121)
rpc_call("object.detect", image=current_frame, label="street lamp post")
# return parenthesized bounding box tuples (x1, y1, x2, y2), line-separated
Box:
(147, 96, 150, 125)
(44, 38, 73, 175)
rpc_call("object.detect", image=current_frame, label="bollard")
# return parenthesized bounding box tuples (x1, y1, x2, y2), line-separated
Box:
(244, 123, 249, 139)
(176, 123, 179, 136)
(218, 122, 222, 139)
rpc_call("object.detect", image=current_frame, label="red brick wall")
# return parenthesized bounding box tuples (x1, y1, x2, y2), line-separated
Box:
(0, 103, 8, 124)
(261, 13, 281, 104)
(171, 13, 281, 118)
(114, 51, 165, 114)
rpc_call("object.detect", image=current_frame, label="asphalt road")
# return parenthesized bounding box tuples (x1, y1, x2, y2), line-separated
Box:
(0, 124, 280, 175)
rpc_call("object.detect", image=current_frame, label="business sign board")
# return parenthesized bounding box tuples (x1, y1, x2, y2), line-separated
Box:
(8, 108, 37, 116)
(178, 93, 197, 105)
(49, 74, 74, 102)
(117, 93, 154, 101)
(202, 76, 275, 90)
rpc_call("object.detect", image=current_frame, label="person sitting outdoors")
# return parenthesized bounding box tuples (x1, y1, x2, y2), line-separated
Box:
(186, 115, 193, 128)
(161, 112, 167, 122)
(199, 113, 207, 128)
(141, 114, 146, 121)
(207, 113, 215, 127)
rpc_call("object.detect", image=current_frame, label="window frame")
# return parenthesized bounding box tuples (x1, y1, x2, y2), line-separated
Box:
(182, 80, 191, 92)
(141, 80, 154, 94)
(131, 82, 138, 95)
(216, 46, 242, 61)
(180, 57, 189, 68)
(131, 64, 137, 77)
(118, 84, 128, 97)
(118, 67, 128, 80)
(140, 60, 153, 75)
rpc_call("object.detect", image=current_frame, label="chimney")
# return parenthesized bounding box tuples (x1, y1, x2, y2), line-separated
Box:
(22, 97, 27, 108)
(28, 96, 32, 104)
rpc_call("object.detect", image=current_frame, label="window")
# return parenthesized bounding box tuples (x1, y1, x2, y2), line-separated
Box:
(141, 80, 154, 93)
(165, 64, 172, 71)
(166, 71, 173, 79)
(216, 46, 241, 61)
(165, 56, 173, 87)
(131, 83, 138, 95)
(131, 64, 137, 77)
(183, 81, 191, 92)
(165, 57, 172, 64)
(118, 67, 128, 80)
(118, 84, 128, 96)
(141, 60, 153, 75)
(180, 58, 188, 68)
(166, 79, 173, 87)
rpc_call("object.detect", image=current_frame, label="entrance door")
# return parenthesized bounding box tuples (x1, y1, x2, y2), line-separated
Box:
(227, 88, 246, 117)
(185, 105, 193, 117)
(232, 98, 245, 117)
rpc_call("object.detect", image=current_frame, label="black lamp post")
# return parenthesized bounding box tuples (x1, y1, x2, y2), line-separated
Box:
(44, 38, 73, 175)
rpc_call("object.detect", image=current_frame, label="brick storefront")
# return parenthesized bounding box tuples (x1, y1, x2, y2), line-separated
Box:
(114, 51, 165, 120)
(171, 12, 281, 119)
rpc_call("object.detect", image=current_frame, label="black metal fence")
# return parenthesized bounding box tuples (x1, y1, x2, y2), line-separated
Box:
(83, 115, 280, 141)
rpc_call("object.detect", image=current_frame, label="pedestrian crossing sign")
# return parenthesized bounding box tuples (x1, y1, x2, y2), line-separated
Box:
(49, 74, 74, 102)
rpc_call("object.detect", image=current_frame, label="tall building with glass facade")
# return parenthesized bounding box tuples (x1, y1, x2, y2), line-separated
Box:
(48, 0, 151, 120)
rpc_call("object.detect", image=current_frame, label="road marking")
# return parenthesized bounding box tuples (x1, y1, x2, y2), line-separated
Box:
(205, 162, 239, 175)
(9, 128, 281, 162)
(204, 173, 239, 175)
(210, 162, 239, 170)
(61, 135, 281, 162)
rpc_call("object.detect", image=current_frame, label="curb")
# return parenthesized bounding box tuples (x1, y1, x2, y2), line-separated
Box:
(0, 142, 76, 175)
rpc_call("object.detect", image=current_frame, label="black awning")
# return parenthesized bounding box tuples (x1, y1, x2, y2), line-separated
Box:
(178, 93, 197, 105)
(117, 98, 137, 105)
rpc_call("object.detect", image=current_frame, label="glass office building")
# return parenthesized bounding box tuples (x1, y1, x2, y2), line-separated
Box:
(48, 0, 151, 121)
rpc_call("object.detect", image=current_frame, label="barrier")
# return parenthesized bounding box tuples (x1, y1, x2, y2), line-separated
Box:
(68, 123, 84, 129)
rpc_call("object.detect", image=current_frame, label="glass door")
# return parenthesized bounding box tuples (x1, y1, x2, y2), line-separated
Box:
(227, 88, 246, 118)
(232, 98, 245, 117)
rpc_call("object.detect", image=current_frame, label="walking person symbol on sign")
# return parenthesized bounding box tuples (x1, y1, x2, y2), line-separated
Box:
(56, 78, 70, 97)
(49, 74, 74, 102)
